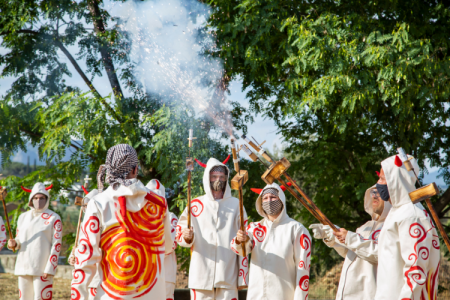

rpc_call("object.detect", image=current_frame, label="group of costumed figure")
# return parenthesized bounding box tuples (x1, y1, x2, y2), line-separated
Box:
(0, 143, 442, 300)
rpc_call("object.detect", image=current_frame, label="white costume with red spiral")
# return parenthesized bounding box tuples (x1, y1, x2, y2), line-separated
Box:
(230, 182, 311, 300)
(176, 158, 248, 299)
(71, 179, 172, 300)
(9, 183, 62, 300)
(0, 217, 6, 251)
(374, 155, 440, 300)
(317, 185, 392, 300)
(164, 212, 178, 300)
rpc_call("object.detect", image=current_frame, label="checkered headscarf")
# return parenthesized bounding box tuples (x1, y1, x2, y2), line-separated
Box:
(261, 188, 279, 198)
(210, 165, 228, 175)
(97, 144, 139, 192)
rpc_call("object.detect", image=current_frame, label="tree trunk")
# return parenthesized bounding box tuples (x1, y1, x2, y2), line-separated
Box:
(87, 0, 124, 100)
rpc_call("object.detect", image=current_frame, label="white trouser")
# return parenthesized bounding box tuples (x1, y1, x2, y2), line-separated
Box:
(190, 288, 238, 300)
(18, 275, 54, 300)
(165, 282, 175, 300)
(88, 287, 97, 300)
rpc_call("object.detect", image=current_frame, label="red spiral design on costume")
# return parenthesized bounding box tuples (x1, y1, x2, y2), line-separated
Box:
(242, 257, 248, 267)
(77, 216, 100, 266)
(299, 260, 305, 269)
(49, 255, 58, 270)
(99, 199, 166, 299)
(41, 284, 53, 300)
(299, 275, 309, 291)
(418, 246, 429, 260)
(72, 269, 85, 285)
(53, 219, 62, 239)
(55, 243, 61, 253)
(19, 289, 21, 299)
(371, 230, 381, 241)
(191, 199, 203, 217)
(1, 225, 5, 231)
(71, 288, 81, 300)
(42, 213, 53, 225)
(253, 223, 267, 242)
(239, 268, 248, 285)
(41, 276, 49, 282)
(89, 288, 97, 297)
(176, 225, 183, 242)
(300, 234, 311, 257)
(432, 238, 440, 250)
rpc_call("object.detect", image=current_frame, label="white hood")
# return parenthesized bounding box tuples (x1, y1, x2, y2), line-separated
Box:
(108, 179, 149, 213)
(255, 182, 288, 222)
(27, 182, 52, 212)
(202, 158, 232, 201)
(381, 155, 419, 208)
(146, 179, 165, 198)
(364, 185, 392, 221)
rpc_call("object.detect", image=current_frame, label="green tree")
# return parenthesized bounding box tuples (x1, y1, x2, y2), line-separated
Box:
(208, 0, 450, 271)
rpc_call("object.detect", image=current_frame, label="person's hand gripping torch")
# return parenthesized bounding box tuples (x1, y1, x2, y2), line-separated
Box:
(186, 129, 197, 230)
(230, 138, 248, 257)
(241, 135, 339, 232)
(397, 148, 450, 252)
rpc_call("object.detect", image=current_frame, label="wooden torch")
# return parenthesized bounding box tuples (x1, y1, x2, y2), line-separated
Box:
(230, 138, 248, 257)
(0, 187, 15, 252)
(186, 129, 196, 229)
(397, 148, 450, 252)
(241, 135, 338, 232)
(74, 175, 92, 248)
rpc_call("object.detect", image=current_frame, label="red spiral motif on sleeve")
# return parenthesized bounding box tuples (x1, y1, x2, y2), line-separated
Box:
(41, 284, 53, 300)
(300, 234, 311, 257)
(41, 213, 53, 225)
(299, 275, 309, 291)
(53, 219, 62, 239)
(191, 199, 204, 217)
(253, 223, 267, 242)
(404, 223, 429, 291)
(55, 243, 61, 253)
(171, 217, 178, 233)
(49, 255, 58, 270)
(1, 225, 4, 231)
(77, 216, 100, 266)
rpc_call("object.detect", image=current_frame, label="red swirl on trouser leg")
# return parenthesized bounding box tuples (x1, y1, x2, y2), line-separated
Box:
(100, 199, 166, 299)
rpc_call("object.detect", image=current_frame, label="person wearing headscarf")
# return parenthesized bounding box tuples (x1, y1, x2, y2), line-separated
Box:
(309, 186, 392, 300)
(230, 183, 311, 300)
(176, 157, 248, 300)
(68, 187, 100, 299)
(7, 182, 61, 300)
(0, 217, 6, 251)
(374, 155, 440, 299)
(71, 144, 172, 300)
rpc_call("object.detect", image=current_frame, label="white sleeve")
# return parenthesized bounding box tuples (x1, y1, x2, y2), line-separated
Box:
(176, 207, 194, 247)
(71, 201, 102, 300)
(398, 218, 434, 300)
(345, 230, 379, 264)
(294, 227, 311, 300)
(324, 237, 349, 258)
(0, 218, 6, 251)
(230, 220, 254, 257)
(166, 213, 178, 254)
(43, 216, 63, 275)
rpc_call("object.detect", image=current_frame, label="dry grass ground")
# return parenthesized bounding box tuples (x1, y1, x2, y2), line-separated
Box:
(0, 273, 72, 299)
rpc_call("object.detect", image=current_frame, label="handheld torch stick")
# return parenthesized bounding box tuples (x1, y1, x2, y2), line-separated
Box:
(186, 129, 196, 229)
(74, 175, 91, 248)
(241, 136, 339, 232)
(397, 148, 450, 252)
(231, 139, 247, 257)
(0, 188, 15, 253)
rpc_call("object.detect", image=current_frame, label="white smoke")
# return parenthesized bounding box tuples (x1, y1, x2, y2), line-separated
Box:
(108, 0, 233, 134)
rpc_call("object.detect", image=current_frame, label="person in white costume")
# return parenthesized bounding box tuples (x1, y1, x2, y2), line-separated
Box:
(68, 187, 100, 299)
(231, 182, 311, 300)
(177, 157, 248, 300)
(374, 155, 440, 300)
(71, 144, 172, 300)
(309, 185, 392, 300)
(0, 217, 6, 251)
(145, 179, 178, 300)
(7, 182, 62, 300)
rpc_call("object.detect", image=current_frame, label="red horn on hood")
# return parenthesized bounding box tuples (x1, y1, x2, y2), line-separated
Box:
(280, 182, 292, 191)
(21, 186, 32, 193)
(375, 171, 380, 177)
(155, 180, 160, 190)
(45, 184, 53, 191)
(81, 186, 89, 195)
(394, 155, 403, 167)
(194, 158, 207, 168)
(250, 188, 263, 195)
(222, 154, 231, 165)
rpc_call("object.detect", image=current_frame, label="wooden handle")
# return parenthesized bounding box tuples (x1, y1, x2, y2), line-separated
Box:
(187, 171, 192, 229)
(425, 198, 450, 253)
(238, 188, 246, 257)
(409, 183, 439, 204)
(0, 189, 15, 252)
(282, 173, 339, 232)
(74, 207, 84, 248)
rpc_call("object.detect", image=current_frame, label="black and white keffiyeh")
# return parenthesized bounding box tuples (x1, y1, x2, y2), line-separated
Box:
(97, 144, 139, 192)
(210, 165, 228, 175)
(261, 188, 279, 198)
